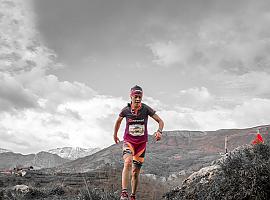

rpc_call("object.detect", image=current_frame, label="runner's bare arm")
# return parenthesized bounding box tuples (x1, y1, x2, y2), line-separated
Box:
(113, 116, 124, 144)
(151, 114, 164, 141)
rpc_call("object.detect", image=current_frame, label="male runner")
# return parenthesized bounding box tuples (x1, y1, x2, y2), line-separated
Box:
(113, 85, 164, 200)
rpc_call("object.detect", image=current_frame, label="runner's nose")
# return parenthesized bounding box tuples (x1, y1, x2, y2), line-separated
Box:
(135, 97, 141, 101)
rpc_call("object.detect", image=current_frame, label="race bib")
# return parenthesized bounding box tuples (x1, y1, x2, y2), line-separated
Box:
(129, 124, 145, 136)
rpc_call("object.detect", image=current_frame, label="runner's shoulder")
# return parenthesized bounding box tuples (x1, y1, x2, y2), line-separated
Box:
(120, 103, 131, 112)
(141, 103, 148, 108)
(141, 103, 156, 116)
(141, 103, 153, 110)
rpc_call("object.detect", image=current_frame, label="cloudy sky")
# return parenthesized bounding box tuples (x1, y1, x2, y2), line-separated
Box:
(1, 0, 270, 154)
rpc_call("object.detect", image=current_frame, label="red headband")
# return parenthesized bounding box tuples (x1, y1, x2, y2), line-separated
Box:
(130, 90, 143, 96)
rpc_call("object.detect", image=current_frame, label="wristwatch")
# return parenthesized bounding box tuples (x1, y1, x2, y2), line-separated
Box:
(157, 128, 163, 134)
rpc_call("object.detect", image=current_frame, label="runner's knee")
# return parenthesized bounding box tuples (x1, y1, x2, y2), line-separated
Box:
(124, 157, 132, 168)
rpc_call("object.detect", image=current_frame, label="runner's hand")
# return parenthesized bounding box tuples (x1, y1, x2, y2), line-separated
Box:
(114, 134, 120, 144)
(154, 131, 162, 141)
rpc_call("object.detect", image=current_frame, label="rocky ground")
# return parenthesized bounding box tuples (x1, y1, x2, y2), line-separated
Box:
(163, 143, 270, 200)
(0, 168, 118, 200)
(1, 143, 270, 200)
(0, 165, 167, 200)
(1, 126, 269, 199)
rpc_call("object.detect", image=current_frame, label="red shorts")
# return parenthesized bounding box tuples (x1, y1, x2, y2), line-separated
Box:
(122, 141, 146, 168)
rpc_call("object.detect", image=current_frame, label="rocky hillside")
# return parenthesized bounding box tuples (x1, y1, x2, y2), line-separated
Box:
(0, 165, 167, 200)
(163, 143, 270, 199)
(47, 147, 101, 160)
(0, 151, 69, 170)
(50, 125, 269, 183)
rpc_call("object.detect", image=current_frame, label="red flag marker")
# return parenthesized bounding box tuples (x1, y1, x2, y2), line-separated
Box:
(252, 133, 264, 145)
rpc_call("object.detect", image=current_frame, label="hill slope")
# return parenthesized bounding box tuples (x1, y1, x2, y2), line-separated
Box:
(163, 143, 270, 200)
(0, 151, 69, 170)
(51, 125, 269, 180)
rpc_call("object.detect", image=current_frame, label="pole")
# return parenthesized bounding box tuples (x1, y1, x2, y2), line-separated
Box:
(225, 136, 228, 155)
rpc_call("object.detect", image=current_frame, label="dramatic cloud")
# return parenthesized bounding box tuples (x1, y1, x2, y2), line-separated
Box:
(0, 0, 122, 153)
(0, 96, 126, 153)
(148, 1, 270, 75)
(147, 1, 270, 124)
(0, 0, 97, 112)
(1, 0, 270, 154)
(0, 72, 39, 111)
(0, 0, 56, 74)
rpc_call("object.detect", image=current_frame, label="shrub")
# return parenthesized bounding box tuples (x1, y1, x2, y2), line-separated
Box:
(49, 185, 65, 196)
(164, 144, 270, 200)
(79, 187, 118, 200)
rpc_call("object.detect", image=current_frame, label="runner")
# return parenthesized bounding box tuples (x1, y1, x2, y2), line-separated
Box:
(113, 85, 164, 200)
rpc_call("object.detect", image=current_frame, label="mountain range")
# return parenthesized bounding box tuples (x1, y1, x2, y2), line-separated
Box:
(0, 146, 101, 170)
(48, 147, 101, 160)
(0, 151, 68, 170)
(0, 125, 269, 200)
(0, 148, 11, 154)
(47, 125, 269, 183)
(1, 125, 269, 179)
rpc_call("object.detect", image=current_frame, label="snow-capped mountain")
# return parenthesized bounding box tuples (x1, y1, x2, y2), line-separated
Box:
(0, 151, 69, 170)
(47, 147, 101, 160)
(0, 148, 11, 154)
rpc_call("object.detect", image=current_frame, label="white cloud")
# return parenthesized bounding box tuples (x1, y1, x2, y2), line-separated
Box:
(147, 1, 270, 75)
(1, 0, 270, 154)
(0, 0, 121, 153)
(158, 97, 270, 132)
(0, 72, 39, 111)
(0, 0, 97, 112)
(232, 98, 270, 127)
(148, 41, 189, 66)
(143, 96, 166, 110)
(0, 0, 56, 74)
(157, 107, 234, 132)
(197, 14, 270, 74)
(26, 75, 97, 111)
(0, 96, 126, 154)
(157, 109, 201, 131)
(178, 87, 212, 105)
(146, 3, 270, 119)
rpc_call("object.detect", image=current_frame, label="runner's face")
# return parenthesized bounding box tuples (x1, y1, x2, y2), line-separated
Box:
(131, 94, 142, 107)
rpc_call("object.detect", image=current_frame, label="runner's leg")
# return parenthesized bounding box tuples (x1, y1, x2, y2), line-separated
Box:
(122, 154, 132, 189)
(131, 142, 146, 195)
(122, 142, 134, 190)
(131, 165, 141, 195)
